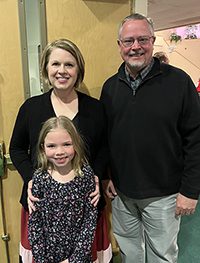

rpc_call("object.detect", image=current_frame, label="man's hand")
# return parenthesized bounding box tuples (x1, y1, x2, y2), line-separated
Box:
(102, 179, 117, 199)
(27, 180, 39, 214)
(176, 193, 197, 216)
(90, 176, 101, 207)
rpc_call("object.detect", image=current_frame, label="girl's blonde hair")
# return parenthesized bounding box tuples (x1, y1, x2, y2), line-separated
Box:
(37, 116, 87, 176)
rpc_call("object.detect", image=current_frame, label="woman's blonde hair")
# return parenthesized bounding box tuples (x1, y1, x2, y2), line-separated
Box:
(40, 38, 85, 89)
(37, 116, 87, 176)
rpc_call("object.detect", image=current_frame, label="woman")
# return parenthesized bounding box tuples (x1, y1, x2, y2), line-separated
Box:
(9, 39, 112, 263)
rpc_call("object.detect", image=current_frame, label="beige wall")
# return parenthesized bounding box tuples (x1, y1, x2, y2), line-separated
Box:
(46, 0, 130, 99)
(154, 32, 200, 85)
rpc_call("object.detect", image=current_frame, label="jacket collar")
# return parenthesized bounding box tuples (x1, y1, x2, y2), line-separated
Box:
(118, 57, 163, 83)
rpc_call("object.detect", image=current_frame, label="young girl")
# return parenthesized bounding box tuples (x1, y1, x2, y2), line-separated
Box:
(28, 116, 98, 263)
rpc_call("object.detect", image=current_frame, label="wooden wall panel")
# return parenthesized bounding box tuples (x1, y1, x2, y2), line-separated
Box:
(46, 0, 130, 98)
(0, 1, 24, 262)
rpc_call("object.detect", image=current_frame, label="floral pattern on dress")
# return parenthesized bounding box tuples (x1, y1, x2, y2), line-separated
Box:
(28, 164, 98, 263)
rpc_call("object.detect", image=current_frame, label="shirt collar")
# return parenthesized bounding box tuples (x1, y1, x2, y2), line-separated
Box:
(125, 58, 154, 81)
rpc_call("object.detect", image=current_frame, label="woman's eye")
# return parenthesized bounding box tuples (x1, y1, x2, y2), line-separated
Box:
(52, 62, 59, 66)
(65, 63, 73, 68)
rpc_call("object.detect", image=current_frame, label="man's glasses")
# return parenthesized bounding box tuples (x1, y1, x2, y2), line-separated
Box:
(119, 36, 155, 47)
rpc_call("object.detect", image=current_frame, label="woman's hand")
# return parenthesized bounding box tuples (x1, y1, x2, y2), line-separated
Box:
(27, 180, 39, 214)
(60, 260, 69, 263)
(90, 176, 100, 207)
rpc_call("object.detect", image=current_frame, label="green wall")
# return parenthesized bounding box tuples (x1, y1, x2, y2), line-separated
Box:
(178, 199, 200, 262)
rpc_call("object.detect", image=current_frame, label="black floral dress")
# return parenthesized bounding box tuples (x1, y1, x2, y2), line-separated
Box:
(28, 164, 98, 263)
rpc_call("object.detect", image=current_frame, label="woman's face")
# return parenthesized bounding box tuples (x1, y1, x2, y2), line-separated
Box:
(47, 48, 78, 91)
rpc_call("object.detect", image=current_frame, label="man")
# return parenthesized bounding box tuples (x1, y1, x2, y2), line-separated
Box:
(100, 13, 200, 263)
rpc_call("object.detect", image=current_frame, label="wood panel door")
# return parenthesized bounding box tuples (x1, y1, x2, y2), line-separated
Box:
(0, 0, 24, 262)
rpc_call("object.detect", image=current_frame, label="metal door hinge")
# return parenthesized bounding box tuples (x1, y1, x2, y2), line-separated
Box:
(0, 142, 4, 177)
(1, 234, 10, 241)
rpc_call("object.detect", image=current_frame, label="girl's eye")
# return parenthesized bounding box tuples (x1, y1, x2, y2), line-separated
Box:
(46, 144, 55, 148)
(64, 143, 73, 147)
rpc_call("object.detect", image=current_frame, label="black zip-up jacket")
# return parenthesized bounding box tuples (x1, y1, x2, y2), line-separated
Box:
(100, 58, 200, 200)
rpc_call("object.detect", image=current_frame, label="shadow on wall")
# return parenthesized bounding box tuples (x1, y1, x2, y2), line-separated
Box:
(83, 0, 129, 21)
(79, 82, 103, 99)
(79, 82, 90, 96)
(0, 74, 4, 137)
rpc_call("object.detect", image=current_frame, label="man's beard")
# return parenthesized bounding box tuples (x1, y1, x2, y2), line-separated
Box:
(127, 60, 145, 72)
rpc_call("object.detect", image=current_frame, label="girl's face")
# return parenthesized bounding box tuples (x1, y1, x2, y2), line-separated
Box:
(47, 48, 78, 91)
(44, 127, 75, 171)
